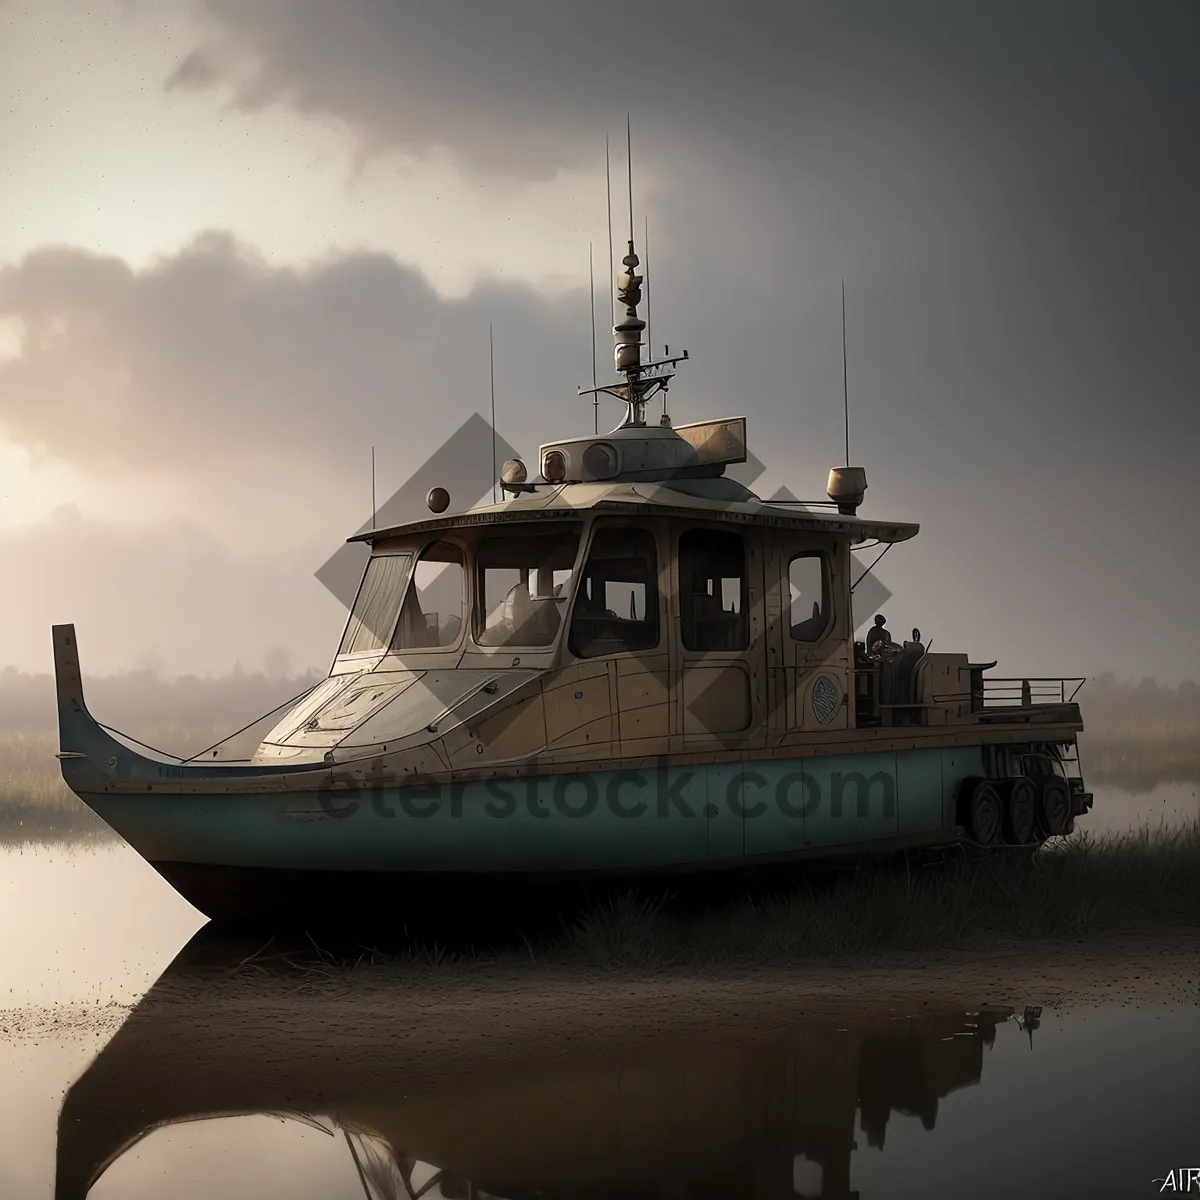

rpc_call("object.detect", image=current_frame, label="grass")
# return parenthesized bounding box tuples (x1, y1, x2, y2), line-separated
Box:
(0, 731, 108, 844)
(546, 819, 1200, 970)
(208, 819, 1198, 981)
(0, 725, 261, 844)
(1079, 726, 1200, 793)
(4, 723, 1199, 970)
(3, 716, 1194, 968)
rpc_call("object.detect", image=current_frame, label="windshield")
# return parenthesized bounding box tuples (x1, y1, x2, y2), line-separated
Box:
(390, 540, 466, 651)
(337, 554, 413, 656)
(475, 528, 581, 648)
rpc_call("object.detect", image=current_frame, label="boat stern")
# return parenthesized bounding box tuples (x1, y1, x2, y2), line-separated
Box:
(1068, 776, 1094, 818)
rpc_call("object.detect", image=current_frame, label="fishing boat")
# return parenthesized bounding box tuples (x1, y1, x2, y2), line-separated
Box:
(56, 924, 1013, 1200)
(53, 232, 1093, 920)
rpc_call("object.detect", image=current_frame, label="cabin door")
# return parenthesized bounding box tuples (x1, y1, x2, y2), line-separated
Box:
(778, 539, 851, 733)
(675, 523, 766, 749)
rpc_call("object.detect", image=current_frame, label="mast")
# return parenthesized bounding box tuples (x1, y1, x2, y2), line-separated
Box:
(612, 118, 648, 424)
(578, 121, 687, 429)
(613, 238, 648, 422)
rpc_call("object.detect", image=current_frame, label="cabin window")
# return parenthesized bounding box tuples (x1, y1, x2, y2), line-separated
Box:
(475, 529, 581, 647)
(679, 529, 749, 652)
(568, 526, 659, 658)
(390, 541, 465, 650)
(788, 552, 832, 642)
(338, 554, 412, 656)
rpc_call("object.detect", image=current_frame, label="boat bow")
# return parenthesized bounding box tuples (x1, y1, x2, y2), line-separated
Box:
(52, 624, 324, 788)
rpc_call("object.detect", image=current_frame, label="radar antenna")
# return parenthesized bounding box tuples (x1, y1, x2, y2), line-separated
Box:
(578, 118, 688, 429)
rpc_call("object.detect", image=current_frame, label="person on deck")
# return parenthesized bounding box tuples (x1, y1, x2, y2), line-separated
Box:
(865, 614, 892, 657)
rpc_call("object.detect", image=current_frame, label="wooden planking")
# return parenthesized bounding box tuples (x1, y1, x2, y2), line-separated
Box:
(542, 663, 613, 748)
(617, 659, 671, 742)
(682, 665, 752, 736)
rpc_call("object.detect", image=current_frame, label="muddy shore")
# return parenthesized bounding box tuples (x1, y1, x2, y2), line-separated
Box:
(5, 923, 1194, 1048)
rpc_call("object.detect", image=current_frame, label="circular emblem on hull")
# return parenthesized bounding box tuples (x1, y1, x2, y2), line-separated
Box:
(811, 675, 842, 724)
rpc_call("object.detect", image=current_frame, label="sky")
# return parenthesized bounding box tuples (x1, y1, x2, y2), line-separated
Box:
(1, 0, 1197, 682)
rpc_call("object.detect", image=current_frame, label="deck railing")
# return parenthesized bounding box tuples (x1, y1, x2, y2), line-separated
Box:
(981, 677, 1085, 707)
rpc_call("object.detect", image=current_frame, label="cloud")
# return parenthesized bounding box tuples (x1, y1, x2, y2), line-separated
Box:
(5, 0, 1200, 684)
(0, 233, 600, 483)
(165, 47, 224, 92)
(2, 216, 1198, 682)
(178, 1, 1199, 236)
(168, 2, 1200, 398)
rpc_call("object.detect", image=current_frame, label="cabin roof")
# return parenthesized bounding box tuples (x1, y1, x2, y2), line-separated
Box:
(348, 479, 919, 546)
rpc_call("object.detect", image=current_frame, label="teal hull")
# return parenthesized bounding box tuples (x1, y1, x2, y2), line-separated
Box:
(86, 746, 983, 874)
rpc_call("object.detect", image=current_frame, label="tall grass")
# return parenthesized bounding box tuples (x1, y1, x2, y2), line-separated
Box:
(555, 820, 1199, 970)
(0, 731, 106, 843)
(0, 718, 295, 843)
(7, 715, 1192, 964)
(1079, 727, 1200, 793)
(0, 727, 255, 844)
(232, 820, 1199, 977)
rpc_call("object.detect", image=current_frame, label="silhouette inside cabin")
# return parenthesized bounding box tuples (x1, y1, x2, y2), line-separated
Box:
(865, 614, 891, 657)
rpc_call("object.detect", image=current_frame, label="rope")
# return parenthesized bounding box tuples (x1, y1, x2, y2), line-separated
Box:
(179, 681, 322, 763)
(97, 680, 321, 763)
(96, 723, 184, 761)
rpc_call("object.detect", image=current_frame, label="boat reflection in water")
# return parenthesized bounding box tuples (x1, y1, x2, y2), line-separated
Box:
(57, 929, 1014, 1199)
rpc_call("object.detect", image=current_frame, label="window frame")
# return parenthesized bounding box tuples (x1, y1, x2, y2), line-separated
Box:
(677, 526, 751, 655)
(387, 537, 469, 655)
(335, 551, 414, 661)
(566, 519, 662, 660)
(471, 523, 585, 652)
(786, 548, 835, 645)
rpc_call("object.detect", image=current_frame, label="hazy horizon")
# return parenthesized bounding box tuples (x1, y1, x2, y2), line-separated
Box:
(3, 0, 1197, 683)
(4, 659, 1196, 736)
(4, 653, 1200, 693)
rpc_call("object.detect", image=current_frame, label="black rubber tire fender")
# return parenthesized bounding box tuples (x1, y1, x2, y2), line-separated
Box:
(1037, 777, 1073, 838)
(958, 775, 1003, 847)
(996, 776, 1038, 845)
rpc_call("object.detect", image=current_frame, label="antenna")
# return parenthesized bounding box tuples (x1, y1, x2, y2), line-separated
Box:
(370, 445, 376, 529)
(644, 214, 651, 360)
(841, 279, 849, 466)
(605, 134, 615, 329)
(647, 212, 666, 422)
(626, 114, 634, 245)
(489, 322, 497, 504)
(589, 242, 598, 434)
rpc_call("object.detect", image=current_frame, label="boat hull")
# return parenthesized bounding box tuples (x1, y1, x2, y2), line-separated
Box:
(145, 826, 968, 923)
(53, 617, 1088, 922)
(79, 746, 992, 920)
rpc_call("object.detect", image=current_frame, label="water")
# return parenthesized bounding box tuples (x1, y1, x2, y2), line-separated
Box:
(1081, 781, 1198, 835)
(1, 785, 1197, 1199)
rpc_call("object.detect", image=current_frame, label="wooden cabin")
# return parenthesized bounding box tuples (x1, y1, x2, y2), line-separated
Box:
(253, 408, 1073, 775)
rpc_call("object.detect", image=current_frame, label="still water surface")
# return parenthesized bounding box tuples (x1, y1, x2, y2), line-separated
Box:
(1, 783, 1196, 1199)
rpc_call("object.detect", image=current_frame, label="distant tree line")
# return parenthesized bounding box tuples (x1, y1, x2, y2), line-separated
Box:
(1, 665, 1197, 738)
(0, 663, 324, 739)
(1080, 674, 1200, 728)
